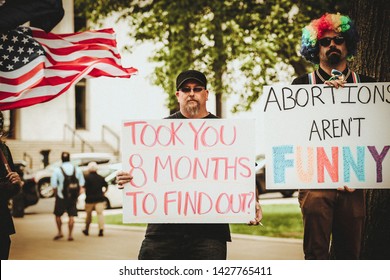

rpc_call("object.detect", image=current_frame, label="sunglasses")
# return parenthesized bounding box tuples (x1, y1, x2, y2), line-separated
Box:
(318, 36, 345, 47)
(180, 87, 205, 93)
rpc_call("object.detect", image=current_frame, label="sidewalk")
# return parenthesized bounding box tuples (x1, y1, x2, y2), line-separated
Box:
(9, 211, 304, 260)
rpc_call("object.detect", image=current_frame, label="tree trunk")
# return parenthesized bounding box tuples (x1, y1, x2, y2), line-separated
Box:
(350, 0, 390, 259)
(211, 6, 226, 118)
(350, 0, 390, 81)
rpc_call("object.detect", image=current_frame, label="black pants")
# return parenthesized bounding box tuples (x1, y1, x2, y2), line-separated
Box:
(138, 236, 227, 260)
(0, 234, 11, 260)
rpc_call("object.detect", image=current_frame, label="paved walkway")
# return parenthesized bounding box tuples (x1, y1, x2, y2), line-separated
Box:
(9, 210, 304, 260)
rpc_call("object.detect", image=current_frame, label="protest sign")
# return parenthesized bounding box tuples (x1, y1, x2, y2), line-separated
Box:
(121, 119, 256, 223)
(262, 82, 390, 189)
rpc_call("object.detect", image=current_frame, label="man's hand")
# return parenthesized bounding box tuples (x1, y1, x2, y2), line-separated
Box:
(337, 185, 356, 192)
(324, 69, 346, 88)
(116, 171, 133, 189)
(248, 201, 263, 226)
(324, 79, 346, 88)
(6, 171, 23, 187)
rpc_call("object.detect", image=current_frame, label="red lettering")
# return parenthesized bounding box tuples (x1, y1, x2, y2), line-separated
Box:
(220, 125, 237, 146)
(189, 121, 207, 150)
(193, 157, 210, 179)
(156, 125, 173, 146)
(210, 157, 239, 180)
(317, 147, 339, 183)
(154, 156, 173, 183)
(174, 156, 192, 180)
(215, 193, 230, 214)
(142, 193, 157, 215)
(123, 121, 147, 145)
(230, 194, 244, 214)
(201, 126, 219, 147)
(164, 191, 177, 215)
(239, 157, 252, 178)
(170, 122, 184, 145)
(242, 192, 255, 213)
(124, 121, 185, 148)
(184, 191, 197, 216)
(128, 154, 147, 188)
(154, 156, 250, 183)
(140, 124, 158, 147)
(125, 191, 144, 216)
(197, 192, 213, 214)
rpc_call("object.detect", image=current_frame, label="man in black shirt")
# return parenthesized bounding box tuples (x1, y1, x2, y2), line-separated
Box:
(0, 111, 23, 259)
(293, 13, 376, 260)
(117, 70, 262, 259)
(82, 162, 108, 237)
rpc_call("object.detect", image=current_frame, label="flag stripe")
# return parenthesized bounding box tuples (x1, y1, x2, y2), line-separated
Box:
(1, 61, 137, 99)
(0, 27, 137, 110)
(42, 48, 123, 65)
(36, 39, 120, 55)
(0, 57, 44, 85)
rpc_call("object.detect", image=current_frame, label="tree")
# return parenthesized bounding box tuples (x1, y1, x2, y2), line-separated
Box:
(75, 0, 316, 115)
(75, 1, 357, 115)
(349, 0, 390, 259)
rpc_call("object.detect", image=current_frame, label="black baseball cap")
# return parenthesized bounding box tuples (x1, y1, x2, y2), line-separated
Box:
(176, 70, 207, 90)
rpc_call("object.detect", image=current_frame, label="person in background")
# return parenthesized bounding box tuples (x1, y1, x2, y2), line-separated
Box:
(51, 152, 85, 241)
(293, 13, 376, 259)
(82, 161, 108, 237)
(0, 111, 23, 259)
(116, 70, 263, 260)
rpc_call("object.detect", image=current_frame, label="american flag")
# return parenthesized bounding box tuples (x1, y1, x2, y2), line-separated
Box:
(0, 26, 137, 110)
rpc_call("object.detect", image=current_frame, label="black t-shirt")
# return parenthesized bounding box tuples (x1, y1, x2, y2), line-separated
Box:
(84, 172, 108, 203)
(144, 111, 232, 241)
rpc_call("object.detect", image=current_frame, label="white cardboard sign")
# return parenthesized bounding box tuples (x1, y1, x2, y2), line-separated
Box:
(262, 82, 390, 189)
(121, 119, 256, 223)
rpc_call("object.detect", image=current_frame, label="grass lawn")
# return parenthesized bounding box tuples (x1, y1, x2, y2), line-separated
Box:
(97, 204, 303, 239)
(230, 204, 303, 239)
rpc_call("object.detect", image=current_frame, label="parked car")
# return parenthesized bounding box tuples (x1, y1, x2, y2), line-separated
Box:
(33, 153, 117, 198)
(10, 160, 40, 217)
(77, 162, 123, 210)
(255, 155, 296, 198)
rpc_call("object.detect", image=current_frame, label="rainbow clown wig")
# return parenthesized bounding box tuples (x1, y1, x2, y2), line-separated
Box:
(300, 13, 359, 64)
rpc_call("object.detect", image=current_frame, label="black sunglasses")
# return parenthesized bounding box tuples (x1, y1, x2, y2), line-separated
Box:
(180, 87, 205, 93)
(318, 36, 345, 47)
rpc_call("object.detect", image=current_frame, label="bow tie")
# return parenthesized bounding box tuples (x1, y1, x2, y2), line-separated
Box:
(328, 69, 345, 81)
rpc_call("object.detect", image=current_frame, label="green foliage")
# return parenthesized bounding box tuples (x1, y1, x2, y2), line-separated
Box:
(74, 0, 352, 113)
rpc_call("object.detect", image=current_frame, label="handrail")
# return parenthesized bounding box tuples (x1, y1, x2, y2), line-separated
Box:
(23, 152, 33, 169)
(102, 125, 120, 155)
(63, 124, 94, 153)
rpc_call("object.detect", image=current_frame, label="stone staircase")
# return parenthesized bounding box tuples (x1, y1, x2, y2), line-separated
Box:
(5, 139, 119, 171)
